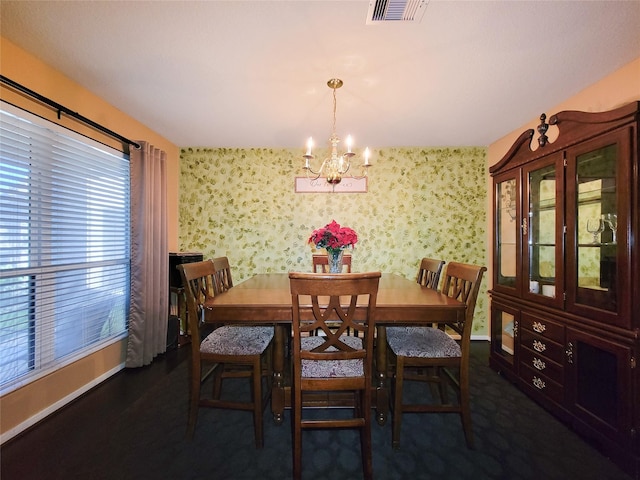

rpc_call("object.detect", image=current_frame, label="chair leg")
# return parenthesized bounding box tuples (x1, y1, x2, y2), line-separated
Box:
(252, 356, 264, 449)
(212, 363, 224, 399)
(436, 366, 450, 404)
(265, 343, 274, 387)
(186, 360, 201, 439)
(360, 388, 373, 480)
(391, 355, 405, 449)
(260, 345, 273, 411)
(292, 388, 302, 480)
(460, 375, 474, 448)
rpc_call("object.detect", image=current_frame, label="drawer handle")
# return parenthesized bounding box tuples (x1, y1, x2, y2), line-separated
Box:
(566, 342, 574, 365)
(532, 321, 546, 334)
(532, 357, 546, 371)
(533, 340, 546, 353)
(532, 376, 546, 390)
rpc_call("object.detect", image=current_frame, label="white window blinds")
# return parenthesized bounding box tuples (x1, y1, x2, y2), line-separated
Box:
(0, 103, 130, 393)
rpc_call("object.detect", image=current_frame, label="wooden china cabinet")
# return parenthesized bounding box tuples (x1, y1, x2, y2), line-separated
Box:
(489, 101, 639, 478)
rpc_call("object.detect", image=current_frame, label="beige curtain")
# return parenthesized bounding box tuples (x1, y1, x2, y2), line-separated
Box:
(126, 141, 169, 367)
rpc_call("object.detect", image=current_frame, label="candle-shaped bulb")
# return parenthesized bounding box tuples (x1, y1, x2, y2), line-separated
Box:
(306, 137, 313, 155)
(364, 147, 370, 166)
(346, 135, 352, 153)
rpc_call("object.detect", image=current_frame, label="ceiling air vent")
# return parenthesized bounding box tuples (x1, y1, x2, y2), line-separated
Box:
(366, 0, 429, 24)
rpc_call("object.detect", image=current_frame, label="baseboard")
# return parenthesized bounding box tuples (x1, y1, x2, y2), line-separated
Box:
(471, 335, 489, 341)
(0, 362, 125, 445)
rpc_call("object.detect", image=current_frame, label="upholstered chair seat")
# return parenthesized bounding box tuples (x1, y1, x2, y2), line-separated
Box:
(386, 326, 461, 358)
(201, 325, 274, 356)
(300, 335, 363, 377)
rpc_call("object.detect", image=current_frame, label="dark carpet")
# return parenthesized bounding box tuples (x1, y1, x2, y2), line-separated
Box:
(1, 342, 631, 480)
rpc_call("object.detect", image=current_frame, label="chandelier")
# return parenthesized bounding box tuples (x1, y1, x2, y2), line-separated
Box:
(302, 78, 371, 185)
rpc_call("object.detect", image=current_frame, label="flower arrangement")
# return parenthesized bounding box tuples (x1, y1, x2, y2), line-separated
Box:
(308, 220, 358, 253)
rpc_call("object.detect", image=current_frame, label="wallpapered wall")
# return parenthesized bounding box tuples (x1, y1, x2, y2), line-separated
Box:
(178, 146, 489, 335)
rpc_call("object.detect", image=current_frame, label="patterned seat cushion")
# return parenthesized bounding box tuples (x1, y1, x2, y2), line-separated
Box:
(387, 326, 461, 358)
(200, 325, 273, 356)
(300, 335, 363, 378)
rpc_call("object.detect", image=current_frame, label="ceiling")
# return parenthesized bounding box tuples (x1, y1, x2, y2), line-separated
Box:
(1, 1, 639, 149)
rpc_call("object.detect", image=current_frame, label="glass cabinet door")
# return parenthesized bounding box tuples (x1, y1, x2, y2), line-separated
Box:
(523, 155, 563, 306)
(565, 129, 630, 327)
(494, 172, 521, 294)
(490, 302, 519, 369)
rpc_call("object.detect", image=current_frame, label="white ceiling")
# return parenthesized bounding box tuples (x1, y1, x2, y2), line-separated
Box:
(1, 1, 639, 149)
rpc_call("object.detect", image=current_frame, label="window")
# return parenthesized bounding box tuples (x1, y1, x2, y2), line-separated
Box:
(0, 103, 130, 393)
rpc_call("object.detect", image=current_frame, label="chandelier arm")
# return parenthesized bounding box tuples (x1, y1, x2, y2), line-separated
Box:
(349, 165, 371, 180)
(339, 159, 351, 175)
(305, 169, 322, 181)
(304, 157, 330, 177)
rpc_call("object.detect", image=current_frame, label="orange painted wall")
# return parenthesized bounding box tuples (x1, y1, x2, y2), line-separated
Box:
(0, 37, 180, 440)
(488, 58, 640, 165)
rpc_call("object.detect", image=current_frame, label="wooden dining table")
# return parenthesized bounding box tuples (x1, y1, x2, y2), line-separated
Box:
(203, 272, 466, 425)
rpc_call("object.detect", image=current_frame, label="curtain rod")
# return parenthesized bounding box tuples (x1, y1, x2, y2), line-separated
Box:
(0, 75, 141, 150)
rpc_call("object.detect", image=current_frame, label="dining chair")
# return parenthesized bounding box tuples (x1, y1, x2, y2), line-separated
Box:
(178, 259, 274, 448)
(289, 271, 381, 480)
(312, 253, 352, 272)
(413, 258, 446, 331)
(384, 258, 445, 370)
(210, 255, 233, 292)
(417, 257, 445, 290)
(386, 262, 486, 449)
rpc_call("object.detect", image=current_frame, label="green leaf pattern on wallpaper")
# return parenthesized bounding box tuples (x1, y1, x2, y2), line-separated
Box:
(179, 146, 488, 334)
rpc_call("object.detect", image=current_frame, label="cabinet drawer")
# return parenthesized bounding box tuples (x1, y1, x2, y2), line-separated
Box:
(520, 364, 564, 404)
(519, 346, 563, 384)
(521, 312, 564, 343)
(519, 329, 565, 364)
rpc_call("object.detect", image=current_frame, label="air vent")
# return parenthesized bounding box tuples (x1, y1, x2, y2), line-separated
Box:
(366, 0, 429, 24)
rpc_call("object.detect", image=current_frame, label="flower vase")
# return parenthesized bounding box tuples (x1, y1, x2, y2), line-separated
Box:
(327, 249, 344, 273)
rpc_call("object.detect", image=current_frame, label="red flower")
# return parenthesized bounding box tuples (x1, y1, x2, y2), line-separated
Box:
(308, 220, 358, 251)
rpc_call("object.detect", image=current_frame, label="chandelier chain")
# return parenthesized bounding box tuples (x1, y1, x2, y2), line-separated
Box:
(332, 85, 338, 137)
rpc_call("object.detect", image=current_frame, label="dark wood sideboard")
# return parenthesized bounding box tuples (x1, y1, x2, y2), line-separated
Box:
(489, 102, 639, 479)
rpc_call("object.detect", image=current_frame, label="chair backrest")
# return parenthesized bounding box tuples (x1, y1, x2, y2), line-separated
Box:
(177, 259, 217, 344)
(440, 262, 486, 342)
(211, 256, 234, 293)
(312, 253, 352, 273)
(289, 272, 381, 370)
(417, 257, 445, 290)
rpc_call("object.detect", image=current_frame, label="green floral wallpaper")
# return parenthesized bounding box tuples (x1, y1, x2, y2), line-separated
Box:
(178, 146, 489, 335)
